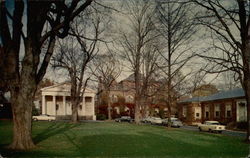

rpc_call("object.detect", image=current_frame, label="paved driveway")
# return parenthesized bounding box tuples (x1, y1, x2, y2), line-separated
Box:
(180, 125, 246, 138)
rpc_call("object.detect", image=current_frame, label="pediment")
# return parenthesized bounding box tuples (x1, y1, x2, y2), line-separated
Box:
(41, 82, 96, 94)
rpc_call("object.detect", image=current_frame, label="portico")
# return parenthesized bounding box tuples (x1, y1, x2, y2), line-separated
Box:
(41, 83, 96, 120)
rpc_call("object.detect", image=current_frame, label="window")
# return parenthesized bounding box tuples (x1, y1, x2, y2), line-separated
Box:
(195, 107, 201, 119)
(238, 101, 247, 122)
(215, 111, 220, 117)
(205, 112, 209, 118)
(196, 113, 200, 117)
(85, 97, 92, 103)
(205, 105, 210, 119)
(214, 104, 220, 118)
(183, 106, 187, 117)
(226, 111, 231, 117)
(225, 104, 232, 118)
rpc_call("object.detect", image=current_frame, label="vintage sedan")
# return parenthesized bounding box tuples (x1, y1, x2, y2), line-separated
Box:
(150, 117, 163, 125)
(198, 121, 225, 133)
(162, 118, 183, 127)
(32, 114, 56, 121)
(141, 116, 154, 123)
(115, 116, 134, 122)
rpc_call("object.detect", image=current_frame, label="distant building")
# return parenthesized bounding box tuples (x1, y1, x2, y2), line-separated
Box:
(178, 88, 246, 125)
(41, 83, 96, 120)
(97, 73, 177, 119)
(192, 84, 218, 97)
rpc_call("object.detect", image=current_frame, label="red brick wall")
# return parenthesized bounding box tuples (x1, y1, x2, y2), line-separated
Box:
(232, 99, 237, 122)
(201, 98, 242, 125)
(178, 103, 202, 125)
(220, 102, 225, 123)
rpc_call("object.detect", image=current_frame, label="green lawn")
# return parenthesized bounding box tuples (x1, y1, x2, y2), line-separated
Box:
(0, 120, 249, 158)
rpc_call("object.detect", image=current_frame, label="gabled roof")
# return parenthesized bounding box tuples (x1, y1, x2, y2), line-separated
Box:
(41, 82, 96, 94)
(179, 88, 245, 103)
(122, 73, 143, 82)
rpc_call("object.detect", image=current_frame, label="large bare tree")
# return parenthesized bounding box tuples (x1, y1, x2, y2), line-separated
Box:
(155, 0, 196, 126)
(118, 0, 162, 123)
(92, 52, 121, 120)
(52, 6, 105, 123)
(191, 0, 250, 142)
(0, 0, 93, 149)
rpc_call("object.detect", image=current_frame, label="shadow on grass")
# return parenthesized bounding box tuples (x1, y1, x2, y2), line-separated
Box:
(33, 122, 80, 144)
(0, 122, 81, 158)
(0, 122, 248, 158)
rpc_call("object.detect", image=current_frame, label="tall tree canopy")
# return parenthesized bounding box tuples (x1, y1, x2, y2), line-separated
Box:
(0, 0, 93, 150)
(192, 0, 250, 142)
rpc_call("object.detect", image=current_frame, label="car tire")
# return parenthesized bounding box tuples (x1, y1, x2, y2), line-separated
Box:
(218, 131, 222, 134)
(209, 129, 212, 133)
(199, 127, 202, 131)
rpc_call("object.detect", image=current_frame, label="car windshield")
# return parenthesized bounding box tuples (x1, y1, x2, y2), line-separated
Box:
(121, 116, 129, 119)
(171, 118, 179, 121)
(206, 122, 219, 125)
(210, 123, 220, 125)
(173, 120, 181, 122)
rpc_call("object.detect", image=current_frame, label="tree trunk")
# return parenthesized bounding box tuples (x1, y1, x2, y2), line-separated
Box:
(134, 105, 140, 124)
(107, 91, 112, 120)
(246, 81, 250, 142)
(108, 101, 112, 120)
(9, 83, 36, 150)
(70, 73, 79, 123)
(134, 96, 141, 124)
(167, 103, 172, 128)
(71, 100, 78, 123)
(244, 40, 250, 142)
(8, 41, 40, 150)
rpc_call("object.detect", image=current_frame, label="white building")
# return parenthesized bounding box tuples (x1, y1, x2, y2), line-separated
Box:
(41, 83, 96, 120)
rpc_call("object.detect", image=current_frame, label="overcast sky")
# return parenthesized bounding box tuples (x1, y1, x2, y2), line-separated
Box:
(3, 0, 241, 90)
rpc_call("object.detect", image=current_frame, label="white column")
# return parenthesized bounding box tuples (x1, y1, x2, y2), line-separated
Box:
(42, 95, 46, 114)
(92, 95, 96, 120)
(53, 95, 56, 116)
(82, 96, 86, 116)
(63, 96, 66, 115)
(92, 96, 95, 115)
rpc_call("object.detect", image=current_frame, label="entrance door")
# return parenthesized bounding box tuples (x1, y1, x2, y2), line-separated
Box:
(237, 101, 247, 122)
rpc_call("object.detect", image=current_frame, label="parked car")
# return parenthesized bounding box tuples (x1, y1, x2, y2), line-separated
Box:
(141, 116, 154, 123)
(115, 116, 134, 122)
(198, 121, 225, 133)
(150, 117, 162, 125)
(162, 118, 183, 127)
(32, 114, 56, 121)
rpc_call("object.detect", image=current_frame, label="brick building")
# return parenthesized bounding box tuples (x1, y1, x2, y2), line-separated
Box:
(178, 88, 247, 125)
(97, 73, 176, 119)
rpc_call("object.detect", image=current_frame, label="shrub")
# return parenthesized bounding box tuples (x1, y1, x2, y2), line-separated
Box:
(32, 106, 39, 116)
(237, 122, 247, 130)
(97, 114, 107, 120)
